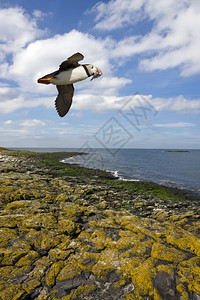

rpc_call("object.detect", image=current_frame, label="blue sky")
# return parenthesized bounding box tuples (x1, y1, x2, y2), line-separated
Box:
(0, 0, 200, 149)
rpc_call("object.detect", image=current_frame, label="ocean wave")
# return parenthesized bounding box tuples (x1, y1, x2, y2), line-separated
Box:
(106, 169, 140, 182)
(106, 170, 123, 180)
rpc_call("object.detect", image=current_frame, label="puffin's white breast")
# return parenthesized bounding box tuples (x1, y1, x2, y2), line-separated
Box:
(50, 66, 88, 85)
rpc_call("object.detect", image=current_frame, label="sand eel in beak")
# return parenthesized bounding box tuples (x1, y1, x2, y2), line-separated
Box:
(37, 52, 102, 117)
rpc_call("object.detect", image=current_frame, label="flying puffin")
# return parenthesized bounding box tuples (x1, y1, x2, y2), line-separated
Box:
(37, 52, 102, 117)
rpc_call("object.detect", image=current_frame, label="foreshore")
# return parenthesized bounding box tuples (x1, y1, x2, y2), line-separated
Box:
(0, 147, 200, 299)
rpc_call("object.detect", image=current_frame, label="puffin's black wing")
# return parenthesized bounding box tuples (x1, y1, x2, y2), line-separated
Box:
(59, 52, 84, 70)
(55, 84, 74, 117)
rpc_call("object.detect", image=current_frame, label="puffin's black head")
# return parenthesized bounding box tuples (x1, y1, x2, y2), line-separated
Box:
(85, 64, 103, 80)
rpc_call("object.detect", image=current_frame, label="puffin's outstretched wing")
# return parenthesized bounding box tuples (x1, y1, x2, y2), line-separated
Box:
(59, 52, 84, 70)
(55, 84, 74, 117)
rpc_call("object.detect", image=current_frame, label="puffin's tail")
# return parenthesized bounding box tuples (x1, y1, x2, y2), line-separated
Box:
(37, 71, 57, 84)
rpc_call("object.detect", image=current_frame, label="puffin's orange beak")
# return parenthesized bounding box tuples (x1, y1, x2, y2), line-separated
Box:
(97, 68, 103, 76)
(90, 67, 103, 81)
(37, 77, 53, 84)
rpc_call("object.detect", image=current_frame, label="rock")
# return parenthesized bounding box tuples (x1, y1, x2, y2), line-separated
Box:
(22, 214, 57, 230)
(151, 242, 187, 263)
(57, 260, 82, 281)
(35, 287, 51, 300)
(22, 278, 41, 294)
(15, 250, 39, 266)
(152, 209, 170, 221)
(154, 270, 177, 300)
(0, 228, 18, 247)
(45, 261, 65, 286)
(0, 284, 27, 300)
(0, 148, 200, 299)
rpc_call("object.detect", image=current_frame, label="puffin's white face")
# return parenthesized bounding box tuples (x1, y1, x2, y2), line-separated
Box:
(87, 64, 103, 80)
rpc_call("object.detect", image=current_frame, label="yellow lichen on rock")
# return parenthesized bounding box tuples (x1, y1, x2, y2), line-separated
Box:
(22, 278, 41, 294)
(48, 248, 72, 262)
(92, 249, 120, 279)
(22, 214, 57, 230)
(15, 250, 39, 267)
(178, 258, 200, 295)
(4, 200, 42, 213)
(0, 248, 29, 266)
(116, 229, 153, 258)
(0, 284, 25, 300)
(130, 258, 156, 298)
(176, 283, 190, 300)
(151, 242, 187, 263)
(59, 202, 85, 218)
(166, 229, 200, 256)
(153, 288, 163, 300)
(56, 258, 82, 281)
(0, 228, 18, 247)
(120, 257, 145, 279)
(58, 218, 80, 236)
(90, 229, 108, 250)
(69, 284, 96, 299)
(45, 261, 65, 286)
(30, 256, 51, 279)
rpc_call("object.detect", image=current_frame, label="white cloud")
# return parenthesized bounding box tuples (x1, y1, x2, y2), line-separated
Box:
(0, 96, 29, 114)
(4, 120, 13, 125)
(0, 118, 47, 145)
(73, 94, 122, 112)
(92, 0, 189, 31)
(0, 7, 46, 59)
(72, 93, 200, 115)
(0, 85, 54, 114)
(0, 127, 29, 134)
(32, 10, 47, 19)
(1, 83, 200, 116)
(20, 119, 46, 127)
(153, 122, 196, 128)
(152, 95, 200, 114)
(0, 86, 21, 101)
(93, 0, 200, 76)
(1, 28, 117, 98)
(92, 76, 132, 92)
(92, 0, 145, 30)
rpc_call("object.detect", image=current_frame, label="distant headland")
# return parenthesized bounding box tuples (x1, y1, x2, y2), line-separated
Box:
(164, 150, 190, 153)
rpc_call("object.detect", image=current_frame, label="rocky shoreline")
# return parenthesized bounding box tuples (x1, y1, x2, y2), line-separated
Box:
(0, 147, 200, 300)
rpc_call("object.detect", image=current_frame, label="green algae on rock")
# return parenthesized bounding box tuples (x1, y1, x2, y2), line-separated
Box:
(0, 147, 200, 299)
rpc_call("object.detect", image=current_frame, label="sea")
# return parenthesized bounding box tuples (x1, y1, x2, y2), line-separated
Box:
(12, 148, 200, 195)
